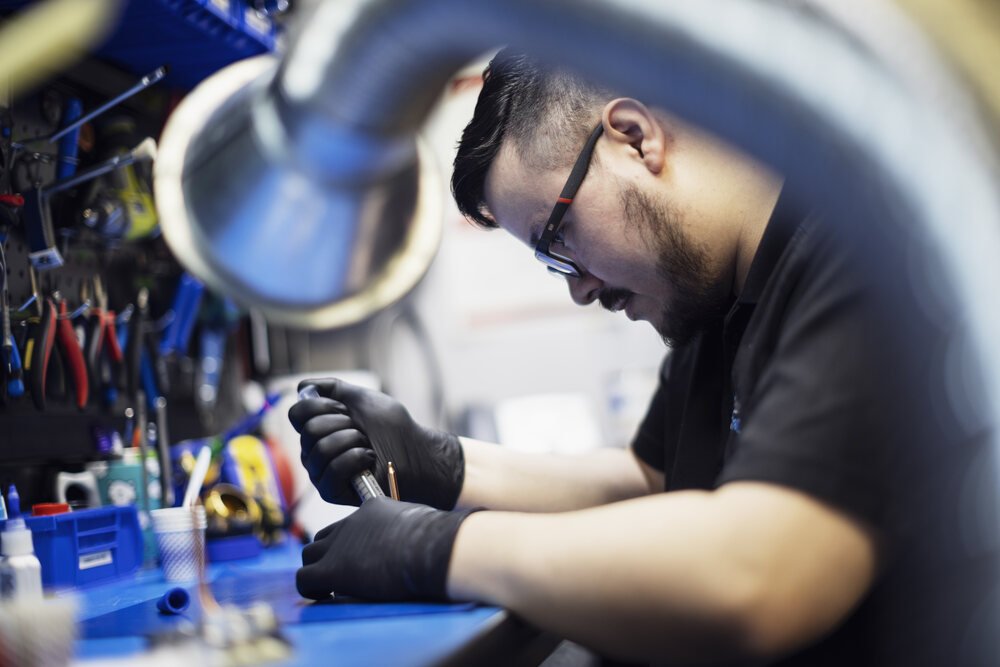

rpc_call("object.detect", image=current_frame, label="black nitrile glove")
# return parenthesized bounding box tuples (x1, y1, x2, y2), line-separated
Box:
(288, 378, 465, 509)
(296, 498, 475, 601)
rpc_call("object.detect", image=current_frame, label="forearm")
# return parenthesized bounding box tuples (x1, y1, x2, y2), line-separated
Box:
(455, 437, 655, 512)
(447, 484, 877, 664)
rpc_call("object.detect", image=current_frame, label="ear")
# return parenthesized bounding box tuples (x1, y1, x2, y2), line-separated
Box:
(601, 98, 668, 175)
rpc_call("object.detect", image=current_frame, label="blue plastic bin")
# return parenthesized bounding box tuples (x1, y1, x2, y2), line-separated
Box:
(0, 506, 143, 590)
(0, 0, 278, 89)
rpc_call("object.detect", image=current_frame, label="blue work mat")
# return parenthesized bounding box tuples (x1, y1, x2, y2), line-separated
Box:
(81, 568, 476, 639)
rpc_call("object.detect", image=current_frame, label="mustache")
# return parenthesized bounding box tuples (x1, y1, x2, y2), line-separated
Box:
(598, 287, 634, 311)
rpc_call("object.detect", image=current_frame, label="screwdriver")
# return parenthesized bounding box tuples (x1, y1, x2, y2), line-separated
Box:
(0, 244, 23, 399)
(297, 385, 385, 502)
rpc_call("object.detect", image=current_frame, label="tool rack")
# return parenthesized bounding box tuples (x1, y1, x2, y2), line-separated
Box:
(0, 0, 284, 507)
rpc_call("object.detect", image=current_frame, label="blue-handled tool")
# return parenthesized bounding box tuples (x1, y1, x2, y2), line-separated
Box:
(55, 98, 82, 181)
(0, 241, 23, 400)
(160, 272, 204, 357)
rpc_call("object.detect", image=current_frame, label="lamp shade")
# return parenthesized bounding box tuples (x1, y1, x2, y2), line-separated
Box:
(154, 55, 442, 329)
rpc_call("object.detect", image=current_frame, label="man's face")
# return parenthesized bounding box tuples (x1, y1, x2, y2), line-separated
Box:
(484, 141, 730, 346)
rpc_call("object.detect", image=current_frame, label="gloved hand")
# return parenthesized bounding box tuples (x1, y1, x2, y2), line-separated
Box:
(296, 498, 476, 601)
(288, 378, 465, 509)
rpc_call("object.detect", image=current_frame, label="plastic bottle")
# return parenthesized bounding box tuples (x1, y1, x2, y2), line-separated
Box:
(0, 485, 43, 600)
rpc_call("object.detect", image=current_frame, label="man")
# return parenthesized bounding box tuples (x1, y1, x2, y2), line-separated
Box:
(289, 49, 998, 665)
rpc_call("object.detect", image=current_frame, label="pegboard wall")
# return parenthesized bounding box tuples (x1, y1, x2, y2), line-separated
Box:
(0, 61, 248, 512)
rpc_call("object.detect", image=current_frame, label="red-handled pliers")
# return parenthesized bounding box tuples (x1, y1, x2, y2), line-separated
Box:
(53, 293, 89, 409)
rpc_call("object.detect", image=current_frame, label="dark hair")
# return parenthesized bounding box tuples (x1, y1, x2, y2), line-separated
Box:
(451, 49, 609, 229)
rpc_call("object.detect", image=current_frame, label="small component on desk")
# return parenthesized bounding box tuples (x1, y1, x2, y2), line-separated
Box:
(157, 587, 191, 615)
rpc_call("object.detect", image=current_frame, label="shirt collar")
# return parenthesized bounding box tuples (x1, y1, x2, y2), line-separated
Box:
(737, 190, 804, 306)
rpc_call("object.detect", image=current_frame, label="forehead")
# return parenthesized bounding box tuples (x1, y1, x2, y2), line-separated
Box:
(483, 142, 563, 246)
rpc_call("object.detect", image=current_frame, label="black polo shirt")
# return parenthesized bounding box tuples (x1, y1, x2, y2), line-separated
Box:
(632, 193, 999, 665)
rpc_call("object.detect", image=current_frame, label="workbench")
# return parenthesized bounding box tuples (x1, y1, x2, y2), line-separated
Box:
(70, 539, 557, 666)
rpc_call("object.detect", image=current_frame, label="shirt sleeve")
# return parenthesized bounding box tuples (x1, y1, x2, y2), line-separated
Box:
(717, 224, 917, 536)
(631, 351, 690, 482)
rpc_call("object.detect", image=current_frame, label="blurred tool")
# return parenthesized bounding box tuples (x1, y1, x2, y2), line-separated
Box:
(54, 97, 82, 180)
(183, 444, 213, 508)
(52, 292, 88, 408)
(204, 483, 263, 560)
(0, 239, 24, 402)
(135, 389, 152, 518)
(248, 309, 270, 376)
(160, 272, 204, 357)
(125, 287, 148, 399)
(85, 276, 123, 406)
(298, 385, 385, 502)
(23, 269, 56, 411)
(0, 0, 123, 102)
(222, 391, 281, 444)
(46, 66, 167, 145)
(155, 396, 174, 507)
(223, 436, 284, 545)
(22, 137, 157, 269)
(83, 121, 159, 242)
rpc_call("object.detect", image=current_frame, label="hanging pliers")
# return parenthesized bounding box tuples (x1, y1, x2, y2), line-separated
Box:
(86, 276, 123, 403)
(23, 267, 56, 411)
(52, 291, 89, 409)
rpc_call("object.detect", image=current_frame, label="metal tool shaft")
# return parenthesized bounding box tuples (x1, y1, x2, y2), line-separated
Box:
(298, 384, 385, 502)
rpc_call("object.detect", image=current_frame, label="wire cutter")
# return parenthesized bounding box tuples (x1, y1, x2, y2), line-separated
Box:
(85, 277, 123, 403)
(52, 292, 89, 409)
(22, 268, 56, 411)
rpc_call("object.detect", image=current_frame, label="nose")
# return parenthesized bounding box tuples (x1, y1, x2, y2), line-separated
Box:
(567, 272, 603, 306)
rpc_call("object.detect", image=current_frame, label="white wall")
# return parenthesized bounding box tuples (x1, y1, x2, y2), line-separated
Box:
(377, 65, 666, 450)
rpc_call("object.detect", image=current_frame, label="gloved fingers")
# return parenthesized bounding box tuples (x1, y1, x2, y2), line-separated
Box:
(300, 413, 355, 451)
(302, 528, 335, 565)
(296, 562, 336, 600)
(303, 428, 369, 477)
(312, 519, 341, 543)
(288, 397, 349, 432)
(313, 447, 378, 504)
(302, 378, 379, 414)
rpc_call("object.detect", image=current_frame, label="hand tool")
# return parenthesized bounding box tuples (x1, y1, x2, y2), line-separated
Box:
(298, 384, 385, 503)
(47, 67, 167, 145)
(23, 138, 158, 271)
(155, 396, 174, 508)
(22, 266, 55, 410)
(0, 239, 23, 400)
(85, 277, 122, 406)
(25, 299, 56, 411)
(54, 97, 82, 180)
(52, 292, 88, 409)
(125, 287, 148, 400)
(159, 272, 204, 357)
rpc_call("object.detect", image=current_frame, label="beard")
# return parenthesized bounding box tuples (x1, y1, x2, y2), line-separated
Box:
(619, 183, 730, 347)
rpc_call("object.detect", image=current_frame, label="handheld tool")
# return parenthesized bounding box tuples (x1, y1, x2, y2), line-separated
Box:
(298, 385, 385, 503)
(0, 240, 23, 400)
(125, 287, 148, 400)
(159, 272, 204, 357)
(52, 292, 88, 409)
(47, 67, 168, 145)
(85, 277, 122, 406)
(25, 298, 56, 411)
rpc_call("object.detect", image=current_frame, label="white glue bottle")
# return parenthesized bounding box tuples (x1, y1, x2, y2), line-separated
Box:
(0, 485, 43, 600)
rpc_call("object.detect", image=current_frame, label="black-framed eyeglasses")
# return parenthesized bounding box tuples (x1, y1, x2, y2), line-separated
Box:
(534, 123, 604, 277)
